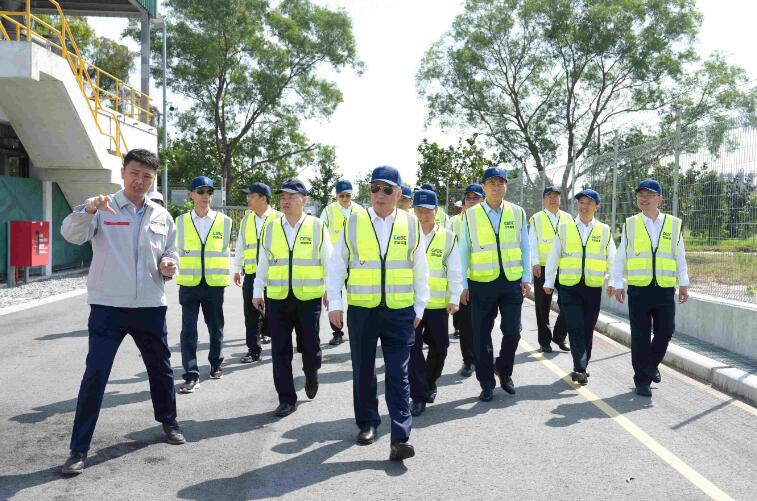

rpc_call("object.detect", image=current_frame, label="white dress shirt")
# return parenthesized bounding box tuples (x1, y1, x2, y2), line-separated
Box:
(544, 217, 617, 289)
(252, 213, 332, 298)
(326, 207, 430, 319)
(233, 207, 273, 274)
(528, 208, 563, 265)
(612, 212, 689, 289)
(191, 208, 217, 243)
(424, 224, 463, 306)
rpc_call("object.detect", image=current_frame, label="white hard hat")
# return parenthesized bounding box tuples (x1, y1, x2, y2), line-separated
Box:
(147, 191, 164, 202)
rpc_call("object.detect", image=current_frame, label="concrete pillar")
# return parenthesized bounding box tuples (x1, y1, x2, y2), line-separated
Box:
(42, 179, 52, 277)
(140, 15, 151, 123)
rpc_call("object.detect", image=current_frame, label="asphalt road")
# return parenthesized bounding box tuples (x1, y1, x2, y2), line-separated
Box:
(0, 281, 755, 500)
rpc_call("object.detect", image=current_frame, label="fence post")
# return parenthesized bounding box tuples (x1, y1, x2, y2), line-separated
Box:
(672, 106, 681, 217)
(519, 165, 524, 206)
(611, 130, 619, 236)
(445, 180, 450, 214)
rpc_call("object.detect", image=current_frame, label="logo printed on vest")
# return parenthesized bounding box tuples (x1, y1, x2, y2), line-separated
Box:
(393, 235, 407, 245)
(661, 231, 672, 240)
(503, 221, 515, 229)
(212, 230, 223, 239)
(591, 234, 602, 243)
(298, 236, 312, 245)
(430, 248, 443, 258)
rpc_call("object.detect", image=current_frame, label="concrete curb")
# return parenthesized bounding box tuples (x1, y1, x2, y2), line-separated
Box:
(0, 289, 87, 317)
(527, 292, 757, 406)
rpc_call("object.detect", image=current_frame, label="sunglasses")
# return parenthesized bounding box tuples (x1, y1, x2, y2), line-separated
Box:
(370, 185, 395, 195)
(196, 188, 214, 195)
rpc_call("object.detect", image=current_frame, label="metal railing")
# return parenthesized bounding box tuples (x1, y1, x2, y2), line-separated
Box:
(0, 0, 155, 159)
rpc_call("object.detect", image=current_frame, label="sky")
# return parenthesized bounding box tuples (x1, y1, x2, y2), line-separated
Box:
(90, 0, 757, 186)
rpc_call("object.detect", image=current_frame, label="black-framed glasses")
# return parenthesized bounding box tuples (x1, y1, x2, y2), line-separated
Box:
(196, 188, 214, 195)
(370, 184, 395, 195)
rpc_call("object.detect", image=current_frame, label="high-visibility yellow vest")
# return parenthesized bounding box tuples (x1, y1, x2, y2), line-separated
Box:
(625, 213, 681, 287)
(261, 215, 325, 300)
(324, 201, 364, 245)
(426, 227, 456, 309)
(558, 221, 611, 287)
(241, 209, 281, 274)
(345, 209, 419, 309)
(176, 212, 231, 286)
(450, 214, 462, 236)
(465, 202, 524, 282)
(530, 209, 573, 266)
(435, 207, 449, 228)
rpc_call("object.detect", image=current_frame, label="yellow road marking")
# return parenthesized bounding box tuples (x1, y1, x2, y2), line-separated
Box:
(521, 339, 734, 501)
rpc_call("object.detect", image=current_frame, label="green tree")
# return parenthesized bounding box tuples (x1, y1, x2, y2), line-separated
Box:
(308, 146, 341, 209)
(353, 169, 373, 207)
(142, 0, 361, 196)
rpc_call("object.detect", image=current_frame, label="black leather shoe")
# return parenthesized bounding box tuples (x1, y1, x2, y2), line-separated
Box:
(274, 403, 297, 417)
(652, 370, 661, 383)
(570, 371, 588, 385)
(452, 329, 460, 339)
(635, 385, 652, 397)
(305, 372, 319, 399)
(479, 388, 494, 401)
(500, 375, 516, 395)
(163, 421, 186, 445)
(240, 351, 261, 363)
(61, 451, 87, 475)
(540, 344, 553, 353)
(556, 342, 570, 351)
(260, 335, 271, 344)
(357, 426, 377, 445)
(459, 363, 474, 378)
(328, 333, 344, 346)
(426, 388, 437, 403)
(411, 401, 426, 416)
(389, 441, 415, 461)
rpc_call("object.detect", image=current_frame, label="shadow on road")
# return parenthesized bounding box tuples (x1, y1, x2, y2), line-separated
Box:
(545, 390, 653, 427)
(10, 390, 152, 424)
(35, 330, 88, 341)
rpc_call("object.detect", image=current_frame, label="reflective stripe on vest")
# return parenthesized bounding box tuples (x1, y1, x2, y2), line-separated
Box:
(558, 221, 610, 287)
(262, 215, 324, 300)
(345, 209, 418, 309)
(435, 207, 448, 228)
(176, 212, 231, 286)
(466, 202, 524, 282)
(625, 213, 681, 287)
(426, 228, 455, 309)
(242, 210, 282, 274)
(450, 214, 462, 237)
(531, 210, 573, 266)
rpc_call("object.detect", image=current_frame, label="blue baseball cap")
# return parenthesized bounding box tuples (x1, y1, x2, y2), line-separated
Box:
(335, 179, 353, 194)
(464, 183, 484, 198)
(190, 176, 214, 191)
(413, 189, 438, 209)
(401, 185, 412, 199)
(543, 186, 561, 197)
(419, 183, 436, 192)
(482, 166, 508, 184)
(371, 165, 402, 186)
(575, 189, 601, 205)
(242, 182, 272, 198)
(636, 179, 662, 195)
(276, 178, 308, 196)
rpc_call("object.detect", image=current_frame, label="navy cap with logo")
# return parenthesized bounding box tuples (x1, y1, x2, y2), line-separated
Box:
(635, 179, 662, 195)
(575, 188, 601, 205)
(482, 166, 508, 184)
(401, 185, 412, 199)
(371, 165, 402, 186)
(242, 182, 272, 198)
(335, 179, 353, 194)
(190, 176, 214, 191)
(276, 178, 308, 196)
(464, 183, 484, 198)
(419, 183, 436, 192)
(413, 189, 438, 209)
(543, 186, 561, 197)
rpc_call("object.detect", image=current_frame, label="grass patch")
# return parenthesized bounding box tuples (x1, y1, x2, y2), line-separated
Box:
(687, 252, 757, 292)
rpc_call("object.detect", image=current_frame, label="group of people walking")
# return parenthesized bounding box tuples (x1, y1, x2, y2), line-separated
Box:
(58, 148, 689, 474)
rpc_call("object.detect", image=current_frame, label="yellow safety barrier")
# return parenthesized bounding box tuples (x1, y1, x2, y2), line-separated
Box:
(0, 0, 155, 159)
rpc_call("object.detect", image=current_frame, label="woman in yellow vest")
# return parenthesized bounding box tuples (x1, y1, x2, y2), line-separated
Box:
(319, 179, 364, 346)
(408, 190, 463, 417)
(612, 180, 689, 397)
(543, 189, 616, 385)
(232, 182, 281, 363)
(252, 178, 331, 417)
(175, 176, 232, 394)
(325, 166, 427, 462)
(529, 186, 573, 353)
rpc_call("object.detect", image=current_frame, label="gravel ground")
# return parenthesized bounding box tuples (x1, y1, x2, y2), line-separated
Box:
(0, 271, 88, 309)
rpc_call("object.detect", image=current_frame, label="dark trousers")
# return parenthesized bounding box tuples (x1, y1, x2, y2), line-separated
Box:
(70, 305, 176, 453)
(242, 273, 269, 355)
(628, 285, 676, 386)
(557, 282, 602, 373)
(454, 301, 475, 365)
(469, 275, 523, 390)
(268, 295, 322, 405)
(347, 305, 415, 443)
(409, 308, 450, 402)
(179, 283, 225, 381)
(533, 266, 567, 346)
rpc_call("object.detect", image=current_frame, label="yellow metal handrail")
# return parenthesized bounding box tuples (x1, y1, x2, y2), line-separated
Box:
(0, 0, 156, 159)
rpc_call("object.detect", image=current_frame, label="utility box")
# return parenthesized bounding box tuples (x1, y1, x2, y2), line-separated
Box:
(9, 220, 50, 267)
